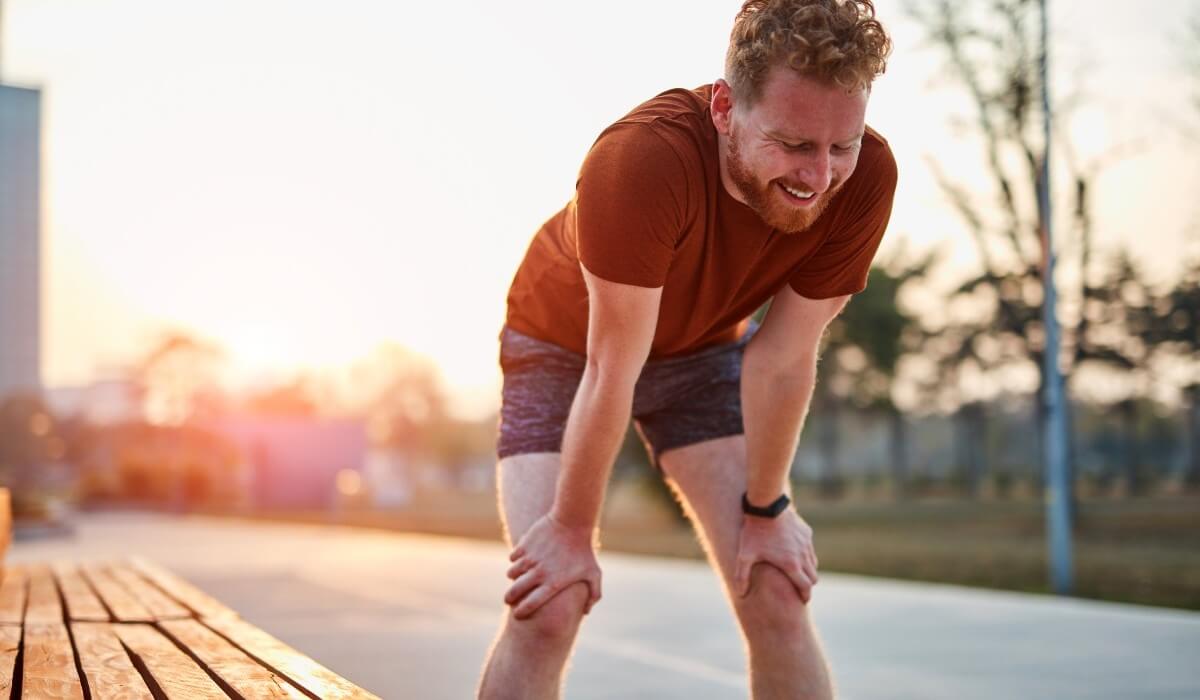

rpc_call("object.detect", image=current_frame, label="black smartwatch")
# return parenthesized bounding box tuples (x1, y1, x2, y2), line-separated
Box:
(741, 492, 791, 518)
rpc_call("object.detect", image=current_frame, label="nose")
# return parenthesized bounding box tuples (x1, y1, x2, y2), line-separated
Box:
(796, 151, 833, 194)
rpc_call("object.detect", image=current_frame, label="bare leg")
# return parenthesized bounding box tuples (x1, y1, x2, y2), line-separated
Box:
(659, 435, 835, 700)
(477, 453, 589, 700)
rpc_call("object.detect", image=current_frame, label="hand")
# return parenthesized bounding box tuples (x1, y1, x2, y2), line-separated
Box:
(505, 513, 603, 619)
(733, 509, 819, 603)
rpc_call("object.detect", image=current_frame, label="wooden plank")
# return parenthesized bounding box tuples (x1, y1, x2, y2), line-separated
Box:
(25, 564, 63, 625)
(0, 565, 28, 626)
(53, 563, 110, 622)
(0, 488, 11, 565)
(22, 622, 85, 699)
(127, 558, 238, 620)
(159, 619, 307, 699)
(205, 616, 380, 700)
(107, 564, 191, 621)
(70, 623, 154, 700)
(110, 624, 226, 699)
(0, 625, 21, 696)
(83, 565, 154, 623)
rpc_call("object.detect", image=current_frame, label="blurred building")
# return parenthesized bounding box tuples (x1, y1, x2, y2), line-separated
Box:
(45, 379, 142, 425)
(0, 84, 42, 399)
(204, 415, 368, 509)
(362, 447, 413, 507)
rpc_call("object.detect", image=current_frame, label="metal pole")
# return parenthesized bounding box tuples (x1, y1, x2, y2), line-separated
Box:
(1039, 0, 1074, 595)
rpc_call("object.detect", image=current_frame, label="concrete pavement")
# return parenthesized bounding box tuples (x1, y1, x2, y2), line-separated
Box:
(9, 512, 1199, 699)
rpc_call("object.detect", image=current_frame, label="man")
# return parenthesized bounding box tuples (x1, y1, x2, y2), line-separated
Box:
(478, 1, 895, 698)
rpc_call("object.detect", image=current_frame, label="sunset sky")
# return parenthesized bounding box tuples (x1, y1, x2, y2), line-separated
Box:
(4, 0, 1197, 417)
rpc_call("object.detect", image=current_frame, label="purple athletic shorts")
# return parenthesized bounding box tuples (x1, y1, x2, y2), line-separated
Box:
(496, 322, 758, 469)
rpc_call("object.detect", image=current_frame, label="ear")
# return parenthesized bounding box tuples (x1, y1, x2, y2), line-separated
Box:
(711, 79, 735, 136)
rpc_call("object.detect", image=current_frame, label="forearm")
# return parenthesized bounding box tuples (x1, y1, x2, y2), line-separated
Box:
(741, 343, 818, 504)
(550, 366, 634, 530)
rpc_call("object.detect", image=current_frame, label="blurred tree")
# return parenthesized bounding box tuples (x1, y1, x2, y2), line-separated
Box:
(133, 332, 228, 425)
(812, 247, 934, 498)
(243, 375, 320, 416)
(904, 0, 1147, 502)
(1158, 8, 1200, 487)
(1143, 258, 1200, 486)
(0, 393, 72, 517)
(904, 0, 1058, 478)
(826, 248, 934, 498)
(350, 343, 454, 466)
(0, 393, 56, 484)
(1073, 252, 1156, 492)
(1186, 385, 1200, 489)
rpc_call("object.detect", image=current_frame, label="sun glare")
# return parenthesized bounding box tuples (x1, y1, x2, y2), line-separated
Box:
(219, 326, 300, 379)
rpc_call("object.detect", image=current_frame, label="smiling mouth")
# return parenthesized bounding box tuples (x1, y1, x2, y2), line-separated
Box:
(777, 182, 817, 205)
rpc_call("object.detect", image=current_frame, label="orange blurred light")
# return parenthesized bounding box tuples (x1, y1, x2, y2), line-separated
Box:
(336, 469, 363, 497)
(29, 413, 52, 436)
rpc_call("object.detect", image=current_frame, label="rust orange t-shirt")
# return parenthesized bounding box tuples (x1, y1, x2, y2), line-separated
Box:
(505, 84, 898, 359)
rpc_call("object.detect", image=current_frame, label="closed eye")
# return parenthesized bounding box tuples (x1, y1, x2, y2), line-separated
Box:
(779, 141, 858, 153)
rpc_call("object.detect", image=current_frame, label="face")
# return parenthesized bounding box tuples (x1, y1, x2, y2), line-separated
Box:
(712, 66, 869, 233)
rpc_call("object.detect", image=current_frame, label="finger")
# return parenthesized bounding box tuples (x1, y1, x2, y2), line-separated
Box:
(513, 581, 564, 620)
(504, 569, 542, 607)
(583, 575, 603, 615)
(786, 566, 814, 604)
(506, 558, 533, 580)
(801, 549, 818, 582)
(508, 546, 525, 562)
(734, 557, 753, 598)
(802, 558, 819, 586)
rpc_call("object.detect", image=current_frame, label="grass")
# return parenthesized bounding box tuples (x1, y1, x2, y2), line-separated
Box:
(792, 495, 1200, 610)
(200, 485, 1200, 612)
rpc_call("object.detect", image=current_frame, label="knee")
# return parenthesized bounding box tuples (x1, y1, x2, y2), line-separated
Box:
(735, 564, 810, 642)
(507, 581, 589, 646)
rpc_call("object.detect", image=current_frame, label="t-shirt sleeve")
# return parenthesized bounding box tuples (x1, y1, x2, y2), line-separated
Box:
(574, 123, 688, 288)
(788, 141, 898, 298)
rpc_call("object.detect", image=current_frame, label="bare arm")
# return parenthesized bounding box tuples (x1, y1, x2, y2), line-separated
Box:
(550, 265, 662, 529)
(733, 286, 848, 600)
(505, 264, 660, 618)
(742, 287, 849, 504)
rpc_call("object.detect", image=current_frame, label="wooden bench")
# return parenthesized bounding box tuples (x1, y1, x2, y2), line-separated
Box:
(0, 491, 379, 699)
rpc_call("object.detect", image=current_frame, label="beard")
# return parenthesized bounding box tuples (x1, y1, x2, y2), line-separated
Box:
(725, 130, 843, 234)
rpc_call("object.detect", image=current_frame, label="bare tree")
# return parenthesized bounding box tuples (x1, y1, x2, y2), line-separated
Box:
(904, 0, 1148, 497)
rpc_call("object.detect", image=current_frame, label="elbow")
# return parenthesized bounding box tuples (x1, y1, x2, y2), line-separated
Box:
(743, 342, 818, 383)
(580, 357, 639, 404)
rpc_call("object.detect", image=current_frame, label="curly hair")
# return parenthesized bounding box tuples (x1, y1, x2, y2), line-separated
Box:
(726, 0, 892, 102)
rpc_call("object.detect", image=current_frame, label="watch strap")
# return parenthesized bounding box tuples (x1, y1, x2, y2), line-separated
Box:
(741, 492, 791, 518)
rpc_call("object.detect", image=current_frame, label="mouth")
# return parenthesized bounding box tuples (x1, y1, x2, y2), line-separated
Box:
(776, 181, 818, 207)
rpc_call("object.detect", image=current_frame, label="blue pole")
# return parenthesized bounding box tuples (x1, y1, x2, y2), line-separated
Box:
(1039, 0, 1074, 595)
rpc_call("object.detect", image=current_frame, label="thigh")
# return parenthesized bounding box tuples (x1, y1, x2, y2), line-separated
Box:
(657, 434, 750, 586)
(497, 452, 562, 547)
(661, 435, 825, 617)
